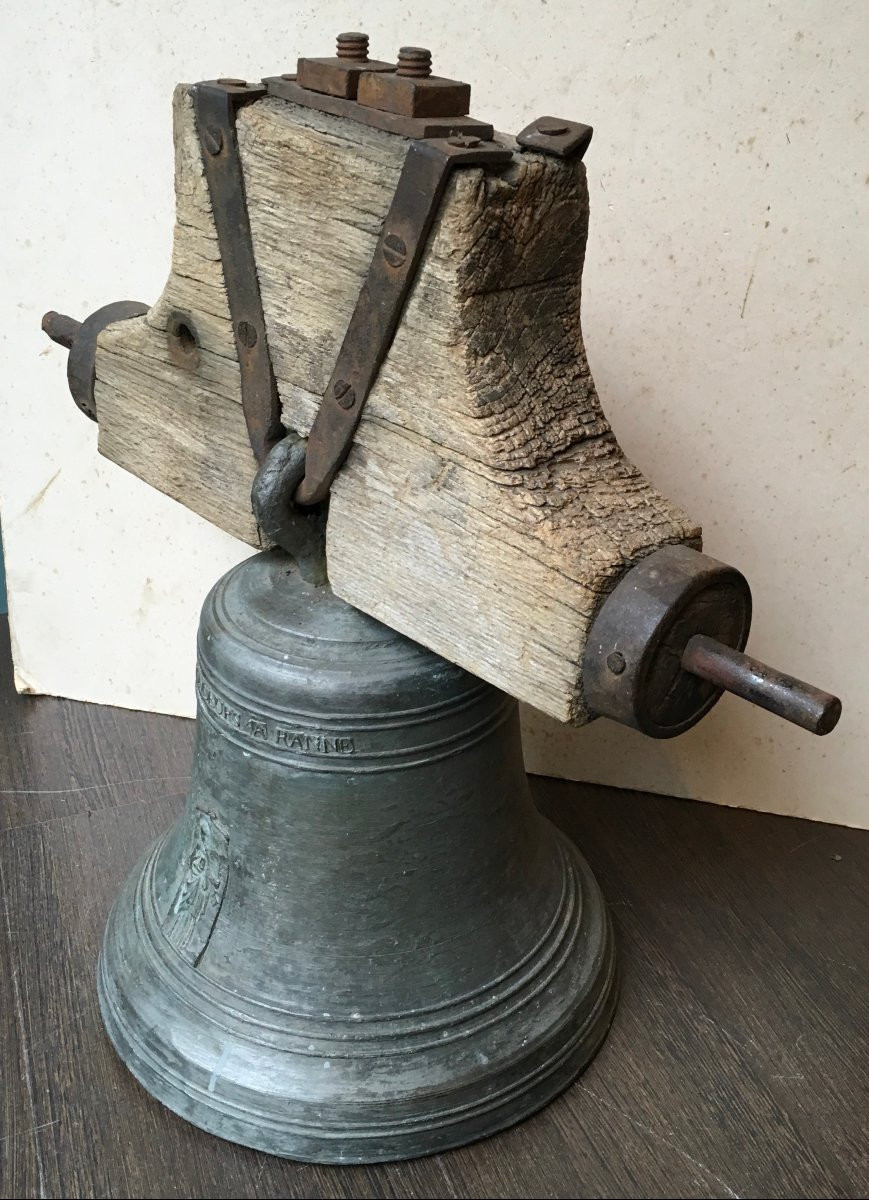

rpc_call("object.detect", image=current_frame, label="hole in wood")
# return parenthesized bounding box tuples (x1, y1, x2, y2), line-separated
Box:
(167, 312, 201, 370)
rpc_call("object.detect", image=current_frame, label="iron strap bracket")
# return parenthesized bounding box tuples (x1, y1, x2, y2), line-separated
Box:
(192, 80, 284, 466)
(294, 135, 512, 507)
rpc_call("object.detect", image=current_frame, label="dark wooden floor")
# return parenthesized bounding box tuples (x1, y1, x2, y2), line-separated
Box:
(0, 616, 866, 1199)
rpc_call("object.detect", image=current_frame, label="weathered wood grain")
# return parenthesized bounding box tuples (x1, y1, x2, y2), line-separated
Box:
(93, 88, 699, 722)
(95, 89, 258, 544)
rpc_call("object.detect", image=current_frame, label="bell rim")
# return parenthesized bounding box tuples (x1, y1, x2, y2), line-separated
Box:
(97, 830, 618, 1164)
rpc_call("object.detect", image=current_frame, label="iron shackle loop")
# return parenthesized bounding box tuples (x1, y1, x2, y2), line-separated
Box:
(250, 434, 328, 586)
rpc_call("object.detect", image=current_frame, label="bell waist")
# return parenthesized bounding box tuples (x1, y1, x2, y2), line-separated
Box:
(194, 663, 515, 773)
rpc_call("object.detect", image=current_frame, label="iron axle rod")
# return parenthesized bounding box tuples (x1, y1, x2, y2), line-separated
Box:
(681, 634, 841, 736)
(41, 310, 81, 350)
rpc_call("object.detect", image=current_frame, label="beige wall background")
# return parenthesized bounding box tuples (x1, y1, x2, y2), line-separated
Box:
(1, 2, 866, 826)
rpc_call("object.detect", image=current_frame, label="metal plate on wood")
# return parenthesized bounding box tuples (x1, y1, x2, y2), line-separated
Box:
(356, 67, 471, 119)
(517, 117, 594, 160)
(264, 75, 496, 141)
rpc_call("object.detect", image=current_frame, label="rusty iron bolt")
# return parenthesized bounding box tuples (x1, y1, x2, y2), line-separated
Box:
(336, 32, 369, 61)
(217, 77, 248, 88)
(42, 311, 81, 350)
(382, 232, 408, 268)
(396, 46, 432, 78)
(448, 136, 482, 149)
(333, 379, 356, 409)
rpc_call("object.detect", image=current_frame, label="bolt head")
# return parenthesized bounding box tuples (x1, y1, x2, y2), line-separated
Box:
(536, 119, 569, 136)
(217, 77, 248, 88)
(333, 379, 356, 409)
(237, 320, 258, 348)
(448, 135, 482, 149)
(382, 232, 408, 268)
(203, 125, 224, 156)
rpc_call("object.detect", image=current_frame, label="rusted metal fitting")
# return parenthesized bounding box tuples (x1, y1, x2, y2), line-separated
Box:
(42, 311, 81, 350)
(517, 116, 594, 160)
(250, 434, 328, 586)
(357, 46, 470, 118)
(297, 30, 394, 100)
(396, 47, 432, 78)
(583, 543, 841, 737)
(332, 380, 356, 409)
(335, 32, 369, 60)
(294, 136, 512, 508)
(265, 73, 494, 141)
(41, 300, 149, 421)
(192, 80, 284, 466)
(583, 544, 752, 738)
(681, 636, 841, 736)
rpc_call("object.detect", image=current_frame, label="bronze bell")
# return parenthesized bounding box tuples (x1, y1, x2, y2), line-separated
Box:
(98, 549, 618, 1162)
(39, 31, 844, 1167)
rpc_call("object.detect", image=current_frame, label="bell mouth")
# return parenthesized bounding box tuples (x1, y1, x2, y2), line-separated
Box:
(98, 829, 617, 1163)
